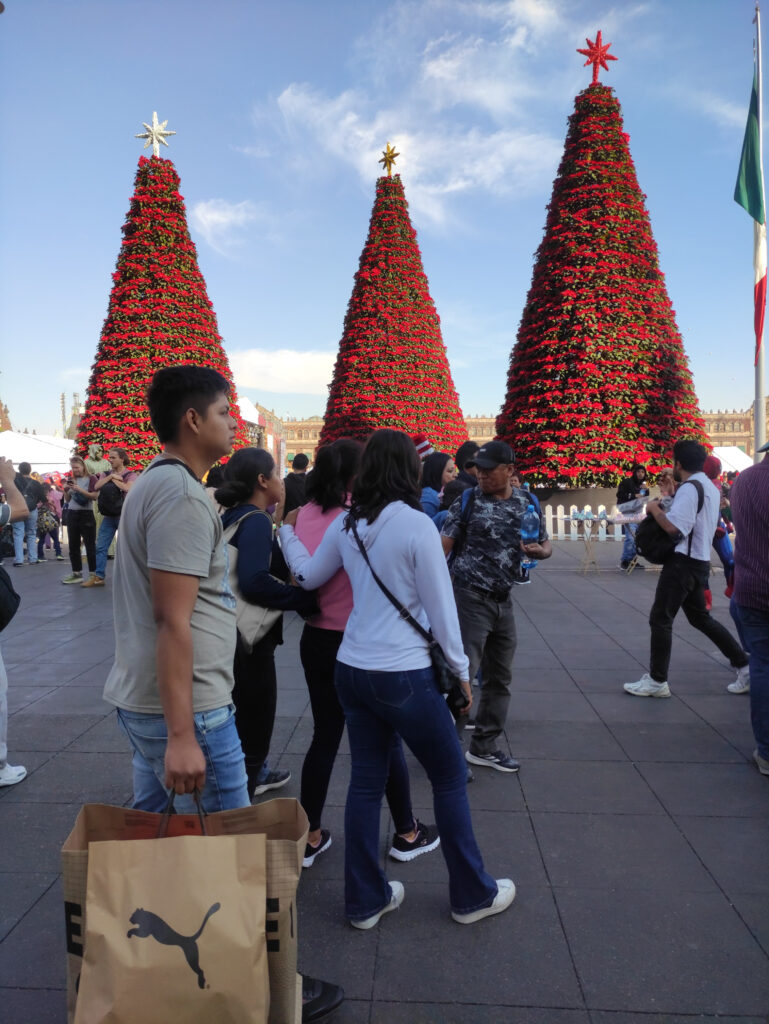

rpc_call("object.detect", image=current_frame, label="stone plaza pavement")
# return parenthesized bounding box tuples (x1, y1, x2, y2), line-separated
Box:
(1, 539, 768, 1024)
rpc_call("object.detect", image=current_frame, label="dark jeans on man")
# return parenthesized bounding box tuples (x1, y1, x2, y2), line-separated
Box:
(232, 626, 280, 793)
(299, 624, 414, 833)
(453, 583, 517, 756)
(649, 554, 748, 683)
(66, 510, 96, 572)
(731, 603, 769, 760)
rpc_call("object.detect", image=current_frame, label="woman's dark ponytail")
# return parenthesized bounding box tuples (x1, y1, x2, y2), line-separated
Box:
(215, 447, 275, 508)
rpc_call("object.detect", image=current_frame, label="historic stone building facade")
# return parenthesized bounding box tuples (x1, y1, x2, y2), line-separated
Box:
(700, 403, 764, 457)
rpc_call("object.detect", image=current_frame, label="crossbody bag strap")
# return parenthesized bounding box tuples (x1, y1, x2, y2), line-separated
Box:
(222, 507, 271, 542)
(684, 479, 705, 558)
(348, 517, 433, 645)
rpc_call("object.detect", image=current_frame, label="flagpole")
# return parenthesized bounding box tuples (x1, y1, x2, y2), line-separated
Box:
(755, 1, 767, 458)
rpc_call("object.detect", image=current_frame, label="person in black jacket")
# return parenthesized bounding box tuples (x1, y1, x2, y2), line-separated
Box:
(616, 463, 648, 569)
(12, 462, 45, 566)
(217, 447, 318, 798)
(283, 452, 309, 516)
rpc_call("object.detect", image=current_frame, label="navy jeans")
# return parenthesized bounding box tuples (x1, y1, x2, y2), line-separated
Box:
(335, 661, 497, 921)
(732, 604, 769, 760)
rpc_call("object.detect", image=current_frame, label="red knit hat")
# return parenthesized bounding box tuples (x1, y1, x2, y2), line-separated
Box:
(412, 433, 434, 461)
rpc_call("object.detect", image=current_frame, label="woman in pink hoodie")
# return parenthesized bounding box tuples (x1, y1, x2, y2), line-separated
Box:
(295, 438, 439, 870)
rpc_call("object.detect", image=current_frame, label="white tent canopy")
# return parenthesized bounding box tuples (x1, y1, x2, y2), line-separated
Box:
(236, 396, 261, 425)
(711, 446, 754, 474)
(0, 430, 74, 474)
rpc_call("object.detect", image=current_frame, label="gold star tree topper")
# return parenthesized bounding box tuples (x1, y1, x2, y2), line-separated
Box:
(379, 141, 400, 176)
(135, 112, 176, 157)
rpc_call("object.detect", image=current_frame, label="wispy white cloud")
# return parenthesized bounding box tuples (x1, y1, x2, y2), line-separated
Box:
(190, 198, 270, 255)
(229, 347, 336, 395)
(60, 366, 89, 381)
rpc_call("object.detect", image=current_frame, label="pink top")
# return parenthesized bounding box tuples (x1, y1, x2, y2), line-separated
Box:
(47, 489, 63, 516)
(294, 501, 353, 632)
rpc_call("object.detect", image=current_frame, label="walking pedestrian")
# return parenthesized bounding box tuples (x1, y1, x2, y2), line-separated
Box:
(86, 447, 137, 587)
(61, 457, 98, 584)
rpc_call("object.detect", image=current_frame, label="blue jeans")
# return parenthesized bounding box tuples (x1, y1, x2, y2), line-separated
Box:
(94, 515, 120, 579)
(12, 510, 38, 563)
(335, 661, 497, 920)
(732, 604, 769, 760)
(116, 704, 249, 814)
(621, 522, 638, 563)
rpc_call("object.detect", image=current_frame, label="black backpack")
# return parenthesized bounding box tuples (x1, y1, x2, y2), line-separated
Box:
(0, 564, 21, 632)
(97, 477, 126, 517)
(16, 475, 40, 512)
(634, 480, 705, 564)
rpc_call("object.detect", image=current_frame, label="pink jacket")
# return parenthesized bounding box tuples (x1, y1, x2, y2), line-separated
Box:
(294, 502, 353, 632)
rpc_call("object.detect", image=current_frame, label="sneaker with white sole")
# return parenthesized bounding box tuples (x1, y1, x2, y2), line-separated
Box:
(388, 820, 440, 862)
(0, 763, 27, 787)
(451, 878, 516, 924)
(623, 673, 671, 698)
(350, 881, 404, 930)
(62, 572, 83, 585)
(303, 829, 332, 868)
(753, 750, 769, 777)
(465, 749, 520, 772)
(251, 768, 291, 797)
(727, 666, 750, 694)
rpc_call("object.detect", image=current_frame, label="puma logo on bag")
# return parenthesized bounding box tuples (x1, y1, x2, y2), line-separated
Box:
(127, 903, 221, 989)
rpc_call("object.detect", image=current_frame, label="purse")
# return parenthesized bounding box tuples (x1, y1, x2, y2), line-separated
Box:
(222, 509, 283, 652)
(349, 518, 470, 716)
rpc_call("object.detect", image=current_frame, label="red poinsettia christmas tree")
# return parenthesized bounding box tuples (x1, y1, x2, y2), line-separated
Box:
(320, 147, 467, 451)
(496, 35, 707, 486)
(76, 119, 248, 465)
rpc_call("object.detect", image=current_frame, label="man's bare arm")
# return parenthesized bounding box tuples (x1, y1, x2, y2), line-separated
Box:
(441, 535, 455, 557)
(150, 569, 206, 795)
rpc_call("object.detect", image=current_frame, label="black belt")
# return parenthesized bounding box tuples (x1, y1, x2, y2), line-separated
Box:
(454, 579, 511, 603)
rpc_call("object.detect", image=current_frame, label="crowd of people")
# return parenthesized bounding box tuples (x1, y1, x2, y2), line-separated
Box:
(1, 365, 767, 1020)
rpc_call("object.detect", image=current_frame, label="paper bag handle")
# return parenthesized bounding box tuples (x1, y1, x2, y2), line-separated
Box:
(157, 788, 207, 837)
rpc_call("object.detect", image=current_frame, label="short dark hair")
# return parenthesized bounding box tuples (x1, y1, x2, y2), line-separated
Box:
(673, 440, 707, 473)
(147, 365, 230, 444)
(215, 447, 275, 508)
(306, 438, 363, 513)
(440, 478, 467, 511)
(455, 441, 479, 471)
(109, 447, 129, 467)
(292, 453, 309, 471)
(18, 462, 31, 475)
(205, 465, 226, 489)
(348, 429, 422, 526)
(421, 451, 452, 492)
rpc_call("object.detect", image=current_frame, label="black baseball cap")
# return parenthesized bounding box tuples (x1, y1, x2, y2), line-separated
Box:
(757, 439, 769, 453)
(467, 441, 515, 469)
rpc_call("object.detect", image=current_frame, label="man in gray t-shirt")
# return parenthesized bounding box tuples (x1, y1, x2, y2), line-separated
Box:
(103, 366, 248, 814)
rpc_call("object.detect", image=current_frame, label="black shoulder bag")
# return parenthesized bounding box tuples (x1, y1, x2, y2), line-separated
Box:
(0, 563, 21, 632)
(348, 517, 469, 717)
(634, 480, 705, 564)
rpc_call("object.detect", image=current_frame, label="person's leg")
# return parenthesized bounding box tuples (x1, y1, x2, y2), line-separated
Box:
(453, 586, 494, 745)
(384, 736, 416, 836)
(736, 606, 769, 761)
(52, 527, 62, 557)
(81, 512, 97, 573)
(94, 516, 119, 579)
(37, 532, 45, 560)
(469, 597, 516, 757)
(648, 558, 691, 682)
(334, 661, 399, 921)
(730, 598, 751, 653)
(12, 520, 25, 564)
(621, 523, 637, 563)
(300, 625, 346, 834)
(66, 513, 83, 573)
(680, 569, 749, 669)
(25, 510, 38, 562)
(232, 632, 278, 794)
(0, 647, 7, 766)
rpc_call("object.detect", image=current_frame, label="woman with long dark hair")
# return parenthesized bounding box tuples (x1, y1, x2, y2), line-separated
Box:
(216, 447, 318, 798)
(295, 438, 438, 868)
(281, 429, 513, 928)
(420, 451, 456, 519)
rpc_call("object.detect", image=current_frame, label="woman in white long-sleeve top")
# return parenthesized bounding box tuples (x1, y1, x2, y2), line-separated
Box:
(280, 428, 515, 929)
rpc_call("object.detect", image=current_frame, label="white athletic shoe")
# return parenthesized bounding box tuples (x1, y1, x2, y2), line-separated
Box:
(350, 881, 404, 930)
(623, 674, 671, 698)
(0, 763, 27, 786)
(727, 666, 750, 695)
(452, 879, 516, 924)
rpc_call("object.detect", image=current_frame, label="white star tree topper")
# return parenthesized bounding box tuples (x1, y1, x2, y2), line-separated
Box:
(135, 112, 176, 157)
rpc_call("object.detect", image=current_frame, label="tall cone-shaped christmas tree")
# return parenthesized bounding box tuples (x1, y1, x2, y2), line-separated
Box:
(76, 113, 249, 465)
(319, 144, 467, 450)
(496, 35, 707, 487)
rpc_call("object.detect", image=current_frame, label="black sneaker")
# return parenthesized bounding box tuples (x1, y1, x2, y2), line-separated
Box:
(303, 829, 332, 868)
(464, 717, 476, 730)
(301, 974, 344, 1022)
(513, 568, 531, 585)
(465, 749, 520, 773)
(620, 560, 630, 570)
(252, 768, 291, 797)
(388, 820, 440, 862)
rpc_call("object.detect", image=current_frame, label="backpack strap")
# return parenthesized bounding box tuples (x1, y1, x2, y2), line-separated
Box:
(450, 486, 476, 560)
(684, 479, 705, 557)
(221, 507, 272, 544)
(144, 457, 201, 483)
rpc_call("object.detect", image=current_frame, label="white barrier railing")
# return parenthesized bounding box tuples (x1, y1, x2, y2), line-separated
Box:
(543, 504, 625, 542)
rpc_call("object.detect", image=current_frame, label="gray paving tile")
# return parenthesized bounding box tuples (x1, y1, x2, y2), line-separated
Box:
(0, 752, 131, 806)
(0, 801, 82, 872)
(0, 987, 67, 1024)
(65, 713, 131, 753)
(636, 763, 768, 817)
(532, 812, 717, 892)
(557, 888, 769, 1014)
(681, 694, 756, 726)
(0, 882, 66, 988)
(608, 722, 745, 763)
(590, 1014, 768, 1024)
(508, 722, 627, 762)
(729, 893, 769, 957)
(4, 713, 102, 751)
(510, 691, 600, 723)
(372, 1005, 590, 1023)
(17, 685, 112, 716)
(585, 692, 703, 724)
(6, 685, 57, 713)
(673, 816, 769, 895)
(512, 669, 578, 693)
(0, 872, 57, 941)
(519, 761, 663, 815)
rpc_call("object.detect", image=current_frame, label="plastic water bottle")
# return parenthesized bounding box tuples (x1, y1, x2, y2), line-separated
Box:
(520, 504, 540, 570)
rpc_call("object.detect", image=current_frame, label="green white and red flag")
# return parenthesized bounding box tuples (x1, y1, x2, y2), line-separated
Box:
(734, 70, 767, 365)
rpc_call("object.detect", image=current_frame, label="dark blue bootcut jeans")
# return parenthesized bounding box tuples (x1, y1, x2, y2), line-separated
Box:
(334, 661, 497, 922)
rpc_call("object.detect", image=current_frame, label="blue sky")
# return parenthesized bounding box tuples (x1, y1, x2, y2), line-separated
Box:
(0, 0, 764, 435)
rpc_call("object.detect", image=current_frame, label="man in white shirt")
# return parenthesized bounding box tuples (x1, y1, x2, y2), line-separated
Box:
(623, 440, 749, 697)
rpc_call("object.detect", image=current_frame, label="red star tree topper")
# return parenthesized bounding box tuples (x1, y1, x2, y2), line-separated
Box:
(577, 30, 618, 86)
(75, 156, 249, 466)
(496, 50, 707, 487)
(320, 173, 467, 450)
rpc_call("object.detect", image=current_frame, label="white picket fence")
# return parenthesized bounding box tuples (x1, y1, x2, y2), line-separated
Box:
(542, 504, 626, 543)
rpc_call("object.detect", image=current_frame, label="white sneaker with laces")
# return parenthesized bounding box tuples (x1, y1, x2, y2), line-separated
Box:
(452, 879, 516, 924)
(623, 673, 671, 698)
(727, 666, 750, 694)
(350, 881, 404, 930)
(0, 763, 27, 786)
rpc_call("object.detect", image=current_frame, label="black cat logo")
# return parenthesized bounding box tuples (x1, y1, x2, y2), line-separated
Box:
(127, 903, 221, 988)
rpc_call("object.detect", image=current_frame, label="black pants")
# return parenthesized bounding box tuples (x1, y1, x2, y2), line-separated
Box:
(232, 625, 280, 793)
(66, 510, 96, 572)
(649, 554, 748, 682)
(299, 624, 414, 834)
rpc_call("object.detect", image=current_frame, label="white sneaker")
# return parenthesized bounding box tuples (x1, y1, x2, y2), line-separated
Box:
(452, 878, 516, 924)
(350, 881, 404, 930)
(0, 763, 27, 786)
(727, 666, 750, 694)
(623, 674, 671, 698)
